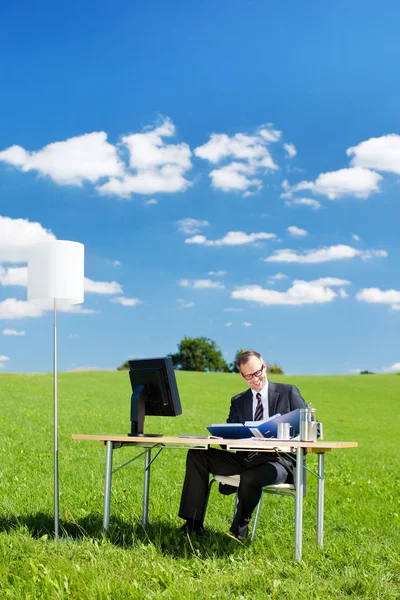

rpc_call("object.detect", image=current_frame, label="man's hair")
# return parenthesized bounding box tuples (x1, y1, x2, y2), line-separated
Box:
(236, 350, 264, 371)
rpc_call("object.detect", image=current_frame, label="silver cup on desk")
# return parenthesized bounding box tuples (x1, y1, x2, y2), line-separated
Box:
(277, 422, 294, 440)
(300, 406, 323, 442)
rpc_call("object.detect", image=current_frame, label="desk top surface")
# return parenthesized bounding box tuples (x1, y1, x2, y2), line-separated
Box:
(72, 434, 358, 451)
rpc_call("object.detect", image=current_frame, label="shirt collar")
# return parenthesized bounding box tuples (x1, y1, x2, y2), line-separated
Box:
(252, 379, 268, 401)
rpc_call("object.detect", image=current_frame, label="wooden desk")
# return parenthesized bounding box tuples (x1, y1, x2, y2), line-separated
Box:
(72, 434, 357, 562)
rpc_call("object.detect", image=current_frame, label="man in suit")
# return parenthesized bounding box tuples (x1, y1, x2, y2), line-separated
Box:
(178, 349, 307, 539)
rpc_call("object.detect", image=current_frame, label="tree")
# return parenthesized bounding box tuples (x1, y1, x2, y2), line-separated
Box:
(267, 364, 284, 375)
(169, 336, 230, 372)
(117, 360, 130, 370)
(230, 348, 245, 373)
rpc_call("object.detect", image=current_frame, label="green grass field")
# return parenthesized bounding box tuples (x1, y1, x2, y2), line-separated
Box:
(0, 371, 399, 599)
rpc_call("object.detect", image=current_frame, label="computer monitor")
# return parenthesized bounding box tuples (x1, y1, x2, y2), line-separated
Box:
(128, 357, 182, 437)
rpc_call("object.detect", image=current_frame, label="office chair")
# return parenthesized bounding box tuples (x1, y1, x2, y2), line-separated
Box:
(207, 474, 296, 541)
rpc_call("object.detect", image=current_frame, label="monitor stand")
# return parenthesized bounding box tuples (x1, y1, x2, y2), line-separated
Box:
(128, 384, 163, 437)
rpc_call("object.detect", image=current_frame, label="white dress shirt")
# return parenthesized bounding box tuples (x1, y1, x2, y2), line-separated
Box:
(252, 380, 269, 420)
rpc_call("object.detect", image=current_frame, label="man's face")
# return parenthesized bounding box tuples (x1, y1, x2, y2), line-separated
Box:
(239, 356, 267, 392)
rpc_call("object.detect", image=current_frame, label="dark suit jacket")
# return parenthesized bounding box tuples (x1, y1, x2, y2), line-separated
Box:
(226, 381, 307, 486)
(227, 381, 307, 424)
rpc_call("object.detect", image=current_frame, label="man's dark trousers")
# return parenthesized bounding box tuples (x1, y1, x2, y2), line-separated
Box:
(178, 447, 289, 532)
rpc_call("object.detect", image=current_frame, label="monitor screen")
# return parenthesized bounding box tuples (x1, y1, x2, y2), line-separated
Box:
(128, 357, 182, 436)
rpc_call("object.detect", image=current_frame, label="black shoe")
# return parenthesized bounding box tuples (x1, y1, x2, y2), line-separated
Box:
(179, 521, 205, 536)
(230, 518, 250, 541)
(236, 522, 249, 540)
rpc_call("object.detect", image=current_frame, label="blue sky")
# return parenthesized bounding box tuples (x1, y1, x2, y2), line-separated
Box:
(1, 0, 400, 375)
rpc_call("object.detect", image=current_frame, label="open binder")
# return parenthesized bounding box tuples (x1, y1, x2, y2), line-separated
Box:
(206, 408, 301, 439)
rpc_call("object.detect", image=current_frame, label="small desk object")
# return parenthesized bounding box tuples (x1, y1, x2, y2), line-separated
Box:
(72, 434, 357, 562)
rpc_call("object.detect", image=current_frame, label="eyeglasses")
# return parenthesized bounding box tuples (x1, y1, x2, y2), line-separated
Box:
(241, 364, 264, 381)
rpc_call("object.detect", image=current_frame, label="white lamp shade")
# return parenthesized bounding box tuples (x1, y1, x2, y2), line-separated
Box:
(28, 240, 84, 304)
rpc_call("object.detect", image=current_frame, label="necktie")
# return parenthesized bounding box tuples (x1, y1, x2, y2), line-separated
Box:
(248, 393, 263, 460)
(254, 392, 263, 422)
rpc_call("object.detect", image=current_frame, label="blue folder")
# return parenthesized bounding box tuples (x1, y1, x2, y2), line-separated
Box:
(246, 408, 301, 438)
(206, 423, 255, 439)
(206, 409, 300, 439)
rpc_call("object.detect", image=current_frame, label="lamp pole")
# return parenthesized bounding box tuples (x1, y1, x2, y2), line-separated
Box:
(53, 299, 59, 540)
(27, 240, 84, 541)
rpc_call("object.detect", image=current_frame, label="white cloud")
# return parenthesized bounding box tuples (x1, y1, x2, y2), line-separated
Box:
(185, 231, 276, 246)
(177, 218, 210, 234)
(0, 267, 123, 296)
(97, 118, 192, 197)
(0, 215, 56, 263)
(112, 260, 121, 267)
(0, 118, 192, 199)
(177, 298, 195, 308)
(347, 134, 400, 175)
(145, 198, 158, 206)
(0, 297, 95, 320)
(97, 167, 191, 197)
(194, 126, 279, 194)
(232, 278, 351, 306)
(287, 225, 308, 237)
(356, 287, 400, 310)
(226, 322, 232, 327)
(68, 333, 80, 338)
(0, 354, 10, 368)
(0, 132, 124, 186)
(110, 296, 142, 307)
(195, 131, 279, 163)
(193, 279, 224, 290)
(38, 300, 95, 314)
(0, 266, 28, 286)
(283, 143, 297, 158)
(208, 271, 227, 276)
(2, 329, 25, 336)
(242, 322, 252, 327)
(224, 307, 244, 312)
(269, 273, 287, 280)
(184, 235, 207, 245)
(209, 162, 263, 193)
(352, 234, 360, 242)
(263, 245, 387, 264)
(259, 128, 281, 142)
(306, 277, 351, 287)
(285, 197, 322, 210)
(179, 279, 224, 290)
(122, 118, 190, 170)
(283, 167, 382, 200)
(382, 361, 400, 373)
(0, 298, 45, 319)
(84, 277, 122, 295)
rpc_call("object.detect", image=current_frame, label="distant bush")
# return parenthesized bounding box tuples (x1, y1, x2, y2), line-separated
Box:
(360, 370, 375, 375)
(268, 364, 284, 375)
(117, 360, 130, 370)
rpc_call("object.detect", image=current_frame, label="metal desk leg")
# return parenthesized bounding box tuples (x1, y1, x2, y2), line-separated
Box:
(103, 441, 113, 531)
(294, 447, 304, 562)
(317, 452, 325, 548)
(142, 448, 151, 526)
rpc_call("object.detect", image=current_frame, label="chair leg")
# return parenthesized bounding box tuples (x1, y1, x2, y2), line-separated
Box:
(251, 491, 264, 541)
(250, 490, 296, 542)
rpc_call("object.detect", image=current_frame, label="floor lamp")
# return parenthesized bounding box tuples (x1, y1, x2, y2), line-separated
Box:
(28, 240, 84, 540)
